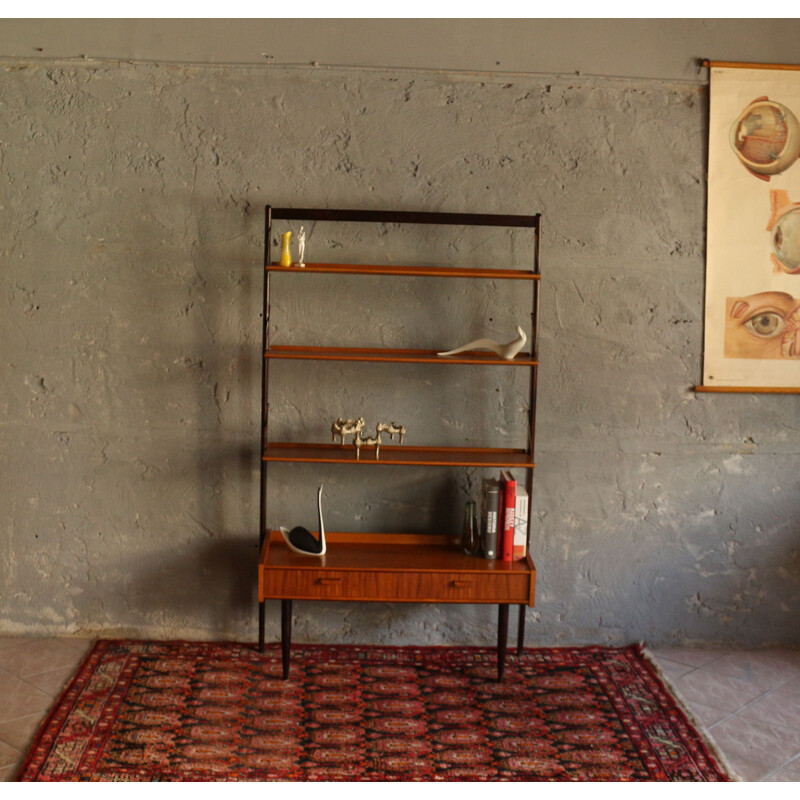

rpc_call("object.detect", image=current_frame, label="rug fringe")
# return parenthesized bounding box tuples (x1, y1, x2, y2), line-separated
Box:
(639, 644, 741, 782)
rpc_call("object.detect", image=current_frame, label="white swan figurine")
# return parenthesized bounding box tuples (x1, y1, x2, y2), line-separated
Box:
(280, 484, 326, 556)
(437, 326, 527, 360)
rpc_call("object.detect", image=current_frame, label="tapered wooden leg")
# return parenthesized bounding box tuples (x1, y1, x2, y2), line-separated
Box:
(258, 601, 266, 653)
(281, 599, 292, 680)
(497, 604, 509, 681)
(517, 604, 526, 655)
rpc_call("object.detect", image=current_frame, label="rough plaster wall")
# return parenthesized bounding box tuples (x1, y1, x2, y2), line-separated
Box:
(1, 60, 798, 647)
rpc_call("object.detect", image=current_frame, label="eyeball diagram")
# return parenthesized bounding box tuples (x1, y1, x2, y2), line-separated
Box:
(766, 189, 800, 274)
(730, 96, 800, 180)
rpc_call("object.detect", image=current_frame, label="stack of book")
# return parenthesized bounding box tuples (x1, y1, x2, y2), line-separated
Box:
(480, 472, 528, 561)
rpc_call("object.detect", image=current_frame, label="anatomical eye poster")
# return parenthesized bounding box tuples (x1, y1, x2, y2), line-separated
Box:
(703, 62, 800, 390)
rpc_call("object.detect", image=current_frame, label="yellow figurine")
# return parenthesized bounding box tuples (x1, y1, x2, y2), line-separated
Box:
(279, 231, 293, 267)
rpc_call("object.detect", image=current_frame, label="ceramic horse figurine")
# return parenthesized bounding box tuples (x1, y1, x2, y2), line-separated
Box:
(354, 430, 381, 460)
(377, 421, 406, 444)
(332, 416, 364, 445)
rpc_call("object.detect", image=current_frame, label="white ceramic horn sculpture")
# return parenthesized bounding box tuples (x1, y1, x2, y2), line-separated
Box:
(437, 326, 527, 360)
(280, 485, 326, 556)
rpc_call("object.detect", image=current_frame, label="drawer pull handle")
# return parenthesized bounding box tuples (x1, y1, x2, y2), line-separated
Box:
(452, 580, 473, 588)
(318, 577, 341, 585)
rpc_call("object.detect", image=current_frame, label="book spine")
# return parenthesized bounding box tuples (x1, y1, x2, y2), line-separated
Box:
(513, 486, 529, 560)
(500, 471, 515, 562)
(481, 480, 499, 560)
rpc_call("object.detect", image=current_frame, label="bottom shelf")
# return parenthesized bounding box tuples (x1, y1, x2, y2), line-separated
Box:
(259, 531, 536, 605)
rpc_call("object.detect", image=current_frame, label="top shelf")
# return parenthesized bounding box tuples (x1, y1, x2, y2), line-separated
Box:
(267, 262, 540, 280)
(269, 207, 540, 229)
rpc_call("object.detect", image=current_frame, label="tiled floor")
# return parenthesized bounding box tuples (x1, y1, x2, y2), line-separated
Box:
(649, 646, 800, 782)
(0, 637, 94, 782)
(1, 637, 799, 781)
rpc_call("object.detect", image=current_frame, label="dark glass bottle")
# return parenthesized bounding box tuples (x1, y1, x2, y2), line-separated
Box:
(462, 500, 480, 556)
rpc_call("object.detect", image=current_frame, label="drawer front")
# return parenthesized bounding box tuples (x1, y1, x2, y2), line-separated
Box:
(261, 568, 531, 604)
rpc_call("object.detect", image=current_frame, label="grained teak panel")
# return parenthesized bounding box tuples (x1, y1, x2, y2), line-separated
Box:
(262, 567, 531, 603)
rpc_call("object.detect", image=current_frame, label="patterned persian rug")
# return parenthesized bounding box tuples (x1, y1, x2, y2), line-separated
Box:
(17, 640, 732, 781)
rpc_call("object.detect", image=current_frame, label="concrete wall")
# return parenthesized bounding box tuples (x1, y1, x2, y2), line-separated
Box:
(5, 18, 800, 81)
(2, 20, 799, 647)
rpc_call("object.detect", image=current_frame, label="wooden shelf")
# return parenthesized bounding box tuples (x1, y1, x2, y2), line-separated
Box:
(263, 442, 535, 468)
(259, 531, 536, 606)
(269, 208, 540, 229)
(267, 262, 540, 280)
(265, 345, 538, 366)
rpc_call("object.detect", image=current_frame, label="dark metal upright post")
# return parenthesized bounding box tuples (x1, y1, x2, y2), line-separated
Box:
(281, 599, 293, 679)
(497, 604, 509, 681)
(526, 215, 540, 564)
(258, 207, 273, 653)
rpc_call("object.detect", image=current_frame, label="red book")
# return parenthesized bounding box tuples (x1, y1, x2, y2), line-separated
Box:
(499, 470, 516, 562)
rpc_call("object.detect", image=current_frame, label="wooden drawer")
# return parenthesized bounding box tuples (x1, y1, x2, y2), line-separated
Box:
(260, 567, 531, 604)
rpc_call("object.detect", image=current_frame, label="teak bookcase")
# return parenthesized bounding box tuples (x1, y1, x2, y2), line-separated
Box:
(257, 207, 541, 680)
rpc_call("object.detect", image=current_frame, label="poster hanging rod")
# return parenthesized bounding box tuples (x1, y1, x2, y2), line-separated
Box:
(694, 386, 800, 395)
(702, 59, 800, 72)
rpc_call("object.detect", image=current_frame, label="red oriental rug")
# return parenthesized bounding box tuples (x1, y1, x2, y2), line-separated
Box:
(17, 640, 733, 782)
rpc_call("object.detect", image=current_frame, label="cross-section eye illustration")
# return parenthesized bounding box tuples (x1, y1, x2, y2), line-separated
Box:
(730, 96, 800, 180)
